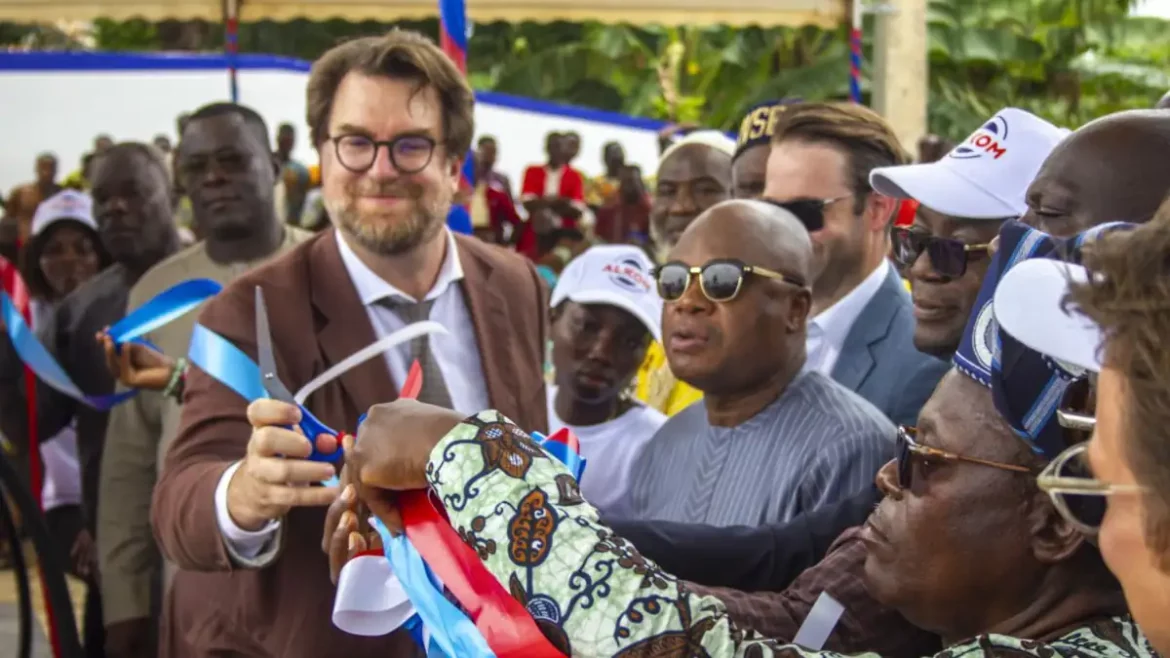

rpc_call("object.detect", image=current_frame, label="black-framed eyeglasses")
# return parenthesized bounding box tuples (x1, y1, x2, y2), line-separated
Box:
(892, 227, 992, 278)
(895, 426, 1037, 490)
(329, 134, 437, 174)
(763, 194, 852, 233)
(653, 258, 807, 303)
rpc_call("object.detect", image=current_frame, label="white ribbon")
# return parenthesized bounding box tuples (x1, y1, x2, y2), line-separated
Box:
(295, 321, 449, 405)
(332, 554, 415, 637)
(792, 592, 845, 650)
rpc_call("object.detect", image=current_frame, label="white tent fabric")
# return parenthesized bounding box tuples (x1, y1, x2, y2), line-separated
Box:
(0, 0, 845, 27)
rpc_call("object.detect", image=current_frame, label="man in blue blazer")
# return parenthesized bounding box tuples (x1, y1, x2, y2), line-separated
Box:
(828, 266, 947, 426)
(763, 102, 947, 427)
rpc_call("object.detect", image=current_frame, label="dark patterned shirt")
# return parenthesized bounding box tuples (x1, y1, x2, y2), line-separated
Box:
(428, 411, 1159, 658)
(688, 529, 941, 658)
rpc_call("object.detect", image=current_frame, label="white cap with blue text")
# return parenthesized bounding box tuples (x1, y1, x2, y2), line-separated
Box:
(31, 189, 97, 237)
(870, 108, 1067, 219)
(551, 245, 663, 343)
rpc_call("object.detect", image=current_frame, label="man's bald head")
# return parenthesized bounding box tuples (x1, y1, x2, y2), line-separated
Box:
(1022, 109, 1170, 236)
(661, 197, 813, 397)
(674, 199, 813, 282)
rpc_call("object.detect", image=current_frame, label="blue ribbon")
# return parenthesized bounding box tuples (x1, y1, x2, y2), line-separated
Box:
(107, 278, 223, 343)
(187, 323, 266, 403)
(375, 518, 492, 658)
(1, 278, 221, 409)
(187, 323, 341, 487)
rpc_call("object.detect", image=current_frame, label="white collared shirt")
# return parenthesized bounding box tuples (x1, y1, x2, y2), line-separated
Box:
(215, 228, 490, 558)
(805, 259, 890, 376)
(334, 228, 490, 415)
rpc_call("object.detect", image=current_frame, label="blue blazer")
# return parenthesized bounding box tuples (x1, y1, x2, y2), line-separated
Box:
(830, 266, 950, 427)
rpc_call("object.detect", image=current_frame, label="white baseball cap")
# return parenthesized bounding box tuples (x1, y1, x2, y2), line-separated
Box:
(31, 189, 97, 237)
(870, 108, 1066, 219)
(551, 245, 663, 342)
(994, 259, 1104, 372)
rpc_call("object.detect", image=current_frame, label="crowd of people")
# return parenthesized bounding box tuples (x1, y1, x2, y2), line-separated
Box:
(1, 25, 1170, 658)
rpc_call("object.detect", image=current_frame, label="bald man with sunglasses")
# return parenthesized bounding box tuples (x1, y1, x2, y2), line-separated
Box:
(622, 199, 896, 527)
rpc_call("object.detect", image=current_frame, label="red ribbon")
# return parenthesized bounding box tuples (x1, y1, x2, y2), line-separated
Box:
(1, 256, 64, 658)
(895, 198, 920, 227)
(378, 361, 566, 656)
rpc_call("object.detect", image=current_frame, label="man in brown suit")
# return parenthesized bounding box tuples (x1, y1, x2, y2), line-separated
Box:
(151, 30, 549, 658)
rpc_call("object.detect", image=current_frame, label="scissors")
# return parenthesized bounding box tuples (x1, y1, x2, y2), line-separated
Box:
(255, 286, 342, 463)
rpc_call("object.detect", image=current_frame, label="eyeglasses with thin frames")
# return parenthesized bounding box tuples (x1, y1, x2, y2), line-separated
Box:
(1036, 412, 1147, 535)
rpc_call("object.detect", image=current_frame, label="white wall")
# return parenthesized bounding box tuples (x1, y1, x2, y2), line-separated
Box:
(0, 58, 665, 197)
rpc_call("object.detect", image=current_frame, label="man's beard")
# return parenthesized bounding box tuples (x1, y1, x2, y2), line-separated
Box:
(327, 180, 449, 255)
(649, 221, 673, 264)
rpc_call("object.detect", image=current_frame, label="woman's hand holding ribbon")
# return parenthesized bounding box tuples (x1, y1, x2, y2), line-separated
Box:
(230, 399, 341, 531)
(97, 330, 174, 391)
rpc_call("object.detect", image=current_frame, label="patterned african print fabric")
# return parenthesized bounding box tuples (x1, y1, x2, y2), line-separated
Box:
(429, 410, 1158, 658)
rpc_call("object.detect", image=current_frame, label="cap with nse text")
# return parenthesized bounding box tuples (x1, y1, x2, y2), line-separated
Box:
(734, 98, 802, 161)
(870, 108, 1066, 219)
(551, 245, 663, 343)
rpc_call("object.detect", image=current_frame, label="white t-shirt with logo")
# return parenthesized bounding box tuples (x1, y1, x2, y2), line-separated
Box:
(546, 386, 667, 518)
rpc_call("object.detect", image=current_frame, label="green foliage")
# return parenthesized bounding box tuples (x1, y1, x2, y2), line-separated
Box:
(1, 0, 1165, 140)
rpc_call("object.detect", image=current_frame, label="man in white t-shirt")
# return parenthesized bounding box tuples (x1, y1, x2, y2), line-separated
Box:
(547, 244, 666, 517)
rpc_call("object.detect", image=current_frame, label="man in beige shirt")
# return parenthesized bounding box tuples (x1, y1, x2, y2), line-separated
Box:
(96, 102, 311, 658)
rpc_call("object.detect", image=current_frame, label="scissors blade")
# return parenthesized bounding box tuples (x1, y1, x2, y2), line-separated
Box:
(254, 286, 296, 403)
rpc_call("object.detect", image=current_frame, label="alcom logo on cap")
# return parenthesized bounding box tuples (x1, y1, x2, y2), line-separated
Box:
(951, 114, 1010, 161)
(604, 258, 652, 294)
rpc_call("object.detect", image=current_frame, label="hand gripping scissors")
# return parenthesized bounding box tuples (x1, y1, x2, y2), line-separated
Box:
(255, 286, 342, 463)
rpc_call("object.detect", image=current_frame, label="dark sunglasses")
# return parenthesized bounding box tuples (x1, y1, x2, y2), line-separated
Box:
(763, 194, 851, 233)
(895, 426, 1036, 490)
(654, 259, 806, 303)
(892, 227, 992, 278)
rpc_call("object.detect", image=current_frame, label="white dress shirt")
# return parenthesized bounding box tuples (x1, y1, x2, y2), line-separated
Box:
(805, 259, 890, 376)
(215, 228, 491, 558)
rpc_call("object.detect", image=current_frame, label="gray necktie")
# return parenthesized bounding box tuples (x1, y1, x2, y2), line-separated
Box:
(380, 297, 454, 409)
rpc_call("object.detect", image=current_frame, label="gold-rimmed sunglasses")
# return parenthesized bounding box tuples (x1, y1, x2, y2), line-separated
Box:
(895, 426, 1037, 489)
(653, 259, 807, 304)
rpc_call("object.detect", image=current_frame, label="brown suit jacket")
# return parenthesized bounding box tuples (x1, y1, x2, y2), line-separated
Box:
(151, 229, 549, 658)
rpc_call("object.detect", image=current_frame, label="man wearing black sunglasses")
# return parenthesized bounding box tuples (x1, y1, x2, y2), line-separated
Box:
(763, 102, 947, 427)
(624, 199, 895, 528)
(871, 108, 1066, 358)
